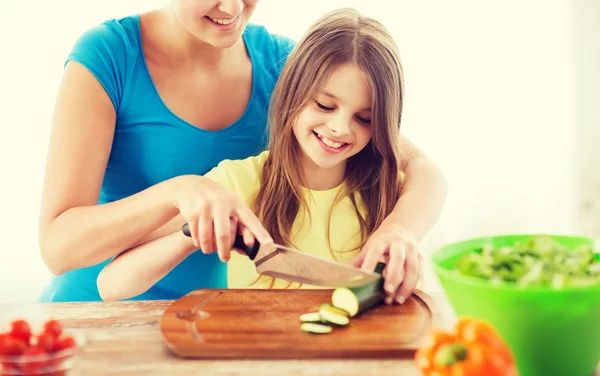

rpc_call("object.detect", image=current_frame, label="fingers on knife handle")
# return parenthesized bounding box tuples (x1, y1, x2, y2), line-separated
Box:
(181, 223, 261, 260)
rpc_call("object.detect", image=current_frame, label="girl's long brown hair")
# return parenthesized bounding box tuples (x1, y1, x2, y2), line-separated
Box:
(252, 8, 405, 288)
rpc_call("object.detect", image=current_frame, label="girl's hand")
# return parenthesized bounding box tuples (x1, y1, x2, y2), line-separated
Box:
(350, 222, 422, 305)
(171, 175, 273, 262)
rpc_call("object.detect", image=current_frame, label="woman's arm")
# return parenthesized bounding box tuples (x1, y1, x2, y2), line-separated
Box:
(97, 230, 197, 301)
(389, 134, 448, 241)
(350, 134, 447, 304)
(38, 61, 183, 276)
(39, 62, 270, 276)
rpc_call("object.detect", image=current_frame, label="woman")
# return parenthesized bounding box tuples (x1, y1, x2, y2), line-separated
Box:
(38, 0, 448, 302)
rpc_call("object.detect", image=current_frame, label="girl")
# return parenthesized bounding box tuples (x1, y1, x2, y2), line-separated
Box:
(97, 7, 440, 304)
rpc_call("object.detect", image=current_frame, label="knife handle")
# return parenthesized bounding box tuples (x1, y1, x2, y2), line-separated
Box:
(181, 223, 261, 260)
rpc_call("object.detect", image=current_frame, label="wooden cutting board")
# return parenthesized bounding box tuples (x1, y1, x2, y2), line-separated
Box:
(160, 289, 441, 359)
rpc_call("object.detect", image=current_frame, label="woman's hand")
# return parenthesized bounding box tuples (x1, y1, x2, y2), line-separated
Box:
(350, 222, 422, 305)
(171, 175, 273, 262)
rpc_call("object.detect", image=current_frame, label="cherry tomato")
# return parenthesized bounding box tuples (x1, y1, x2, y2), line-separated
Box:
(36, 332, 56, 353)
(0, 334, 9, 356)
(54, 336, 76, 352)
(43, 320, 63, 338)
(9, 320, 31, 344)
(0, 334, 27, 356)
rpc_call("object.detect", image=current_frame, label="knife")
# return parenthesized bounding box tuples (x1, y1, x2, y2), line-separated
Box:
(181, 223, 380, 288)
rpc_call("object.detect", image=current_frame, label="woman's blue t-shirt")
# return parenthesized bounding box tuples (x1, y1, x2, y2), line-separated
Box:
(38, 15, 295, 302)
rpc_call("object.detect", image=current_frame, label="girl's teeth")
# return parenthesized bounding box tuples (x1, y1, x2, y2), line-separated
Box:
(208, 16, 236, 25)
(317, 134, 344, 148)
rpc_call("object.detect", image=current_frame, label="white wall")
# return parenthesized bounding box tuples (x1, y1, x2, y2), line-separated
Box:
(0, 0, 595, 302)
(573, 0, 600, 235)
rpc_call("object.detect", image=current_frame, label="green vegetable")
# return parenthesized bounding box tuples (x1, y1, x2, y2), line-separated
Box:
(318, 305, 350, 326)
(299, 312, 322, 323)
(299, 263, 386, 334)
(456, 235, 600, 289)
(331, 262, 386, 316)
(319, 304, 349, 317)
(300, 322, 332, 334)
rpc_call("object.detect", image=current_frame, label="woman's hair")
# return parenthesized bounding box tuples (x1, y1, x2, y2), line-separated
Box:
(252, 8, 405, 288)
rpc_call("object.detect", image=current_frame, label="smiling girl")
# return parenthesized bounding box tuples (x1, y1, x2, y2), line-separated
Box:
(97, 8, 443, 304)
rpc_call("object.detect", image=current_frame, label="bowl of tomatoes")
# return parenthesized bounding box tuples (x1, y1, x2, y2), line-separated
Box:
(0, 317, 84, 375)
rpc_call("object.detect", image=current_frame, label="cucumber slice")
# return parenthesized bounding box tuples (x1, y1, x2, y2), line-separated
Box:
(320, 304, 350, 317)
(319, 306, 350, 326)
(299, 312, 321, 323)
(331, 262, 386, 317)
(301, 322, 333, 334)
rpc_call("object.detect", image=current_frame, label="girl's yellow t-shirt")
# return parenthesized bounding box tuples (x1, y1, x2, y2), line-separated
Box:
(204, 151, 366, 289)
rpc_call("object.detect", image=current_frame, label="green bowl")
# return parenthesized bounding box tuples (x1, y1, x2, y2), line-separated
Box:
(431, 234, 600, 376)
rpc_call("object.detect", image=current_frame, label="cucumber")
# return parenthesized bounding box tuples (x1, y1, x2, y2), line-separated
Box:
(319, 304, 350, 317)
(300, 322, 333, 334)
(318, 305, 350, 326)
(300, 263, 386, 334)
(331, 262, 386, 317)
(299, 312, 321, 323)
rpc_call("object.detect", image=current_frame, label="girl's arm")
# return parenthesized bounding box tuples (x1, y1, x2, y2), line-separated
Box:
(97, 230, 197, 301)
(98, 218, 251, 301)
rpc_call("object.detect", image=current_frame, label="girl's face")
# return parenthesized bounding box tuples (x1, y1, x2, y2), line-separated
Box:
(170, 0, 259, 49)
(292, 63, 373, 175)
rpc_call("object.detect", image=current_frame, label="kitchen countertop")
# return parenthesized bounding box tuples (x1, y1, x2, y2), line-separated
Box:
(1, 292, 598, 376)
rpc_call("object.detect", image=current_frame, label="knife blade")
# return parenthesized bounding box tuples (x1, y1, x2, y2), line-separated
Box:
(181, 223, 380, 288)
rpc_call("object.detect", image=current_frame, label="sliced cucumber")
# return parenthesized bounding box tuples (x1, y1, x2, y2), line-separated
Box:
(331, 288, 360, 316)
(301, 322, 333, 334)
(331, 262, 386, 317)
(320, 304, 350, 317)
(318, 306, 350, 326)
(299, 312, 321, 323)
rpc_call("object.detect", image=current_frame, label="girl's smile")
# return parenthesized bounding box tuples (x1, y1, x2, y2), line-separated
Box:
(312, 130, 351, 154)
